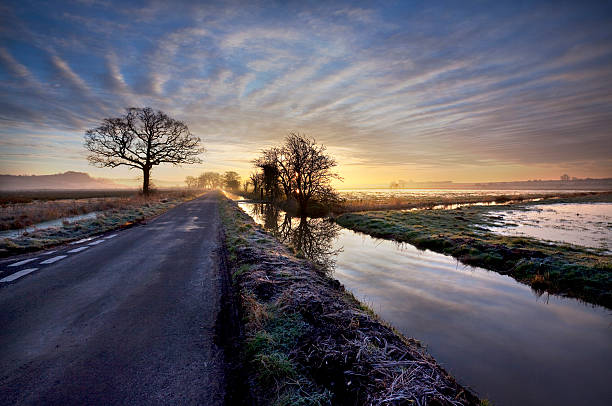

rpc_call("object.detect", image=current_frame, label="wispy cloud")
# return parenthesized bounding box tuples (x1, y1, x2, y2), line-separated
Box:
(0, 0, 610, 182)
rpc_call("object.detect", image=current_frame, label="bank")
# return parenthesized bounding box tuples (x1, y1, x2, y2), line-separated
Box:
(335, 192, 612, 309)
(219, 195, 482, 405)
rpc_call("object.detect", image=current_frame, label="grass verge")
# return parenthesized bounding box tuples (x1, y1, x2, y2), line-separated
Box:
(219, 195, 480, 405)
(335, 193, 612, 309)
(0, 190, 203, 258)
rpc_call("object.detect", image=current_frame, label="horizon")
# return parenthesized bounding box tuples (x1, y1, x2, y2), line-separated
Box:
(2, 170, 611, 191)
(1, 1, 612, 186)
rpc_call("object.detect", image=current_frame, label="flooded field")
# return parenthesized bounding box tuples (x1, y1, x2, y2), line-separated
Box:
(485, 203, 612, 252)
(0, 212, 101, 239)
(338, 188, 584, 202)
(237, 199, 612, 406)
(335, 188, 599, 213)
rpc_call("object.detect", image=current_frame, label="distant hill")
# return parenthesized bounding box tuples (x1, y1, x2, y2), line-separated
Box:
(0, 171, 127, 191)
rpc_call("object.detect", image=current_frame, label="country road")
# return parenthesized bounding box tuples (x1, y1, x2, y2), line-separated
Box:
(0, 193, 228, 405)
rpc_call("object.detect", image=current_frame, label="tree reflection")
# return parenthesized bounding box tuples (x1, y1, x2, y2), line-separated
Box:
(250, 203, 342, 271)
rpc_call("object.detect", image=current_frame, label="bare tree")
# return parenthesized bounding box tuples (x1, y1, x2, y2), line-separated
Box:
(254, 147, 293, 199)
(85, 107, 204, 195)
(249, 172, 262, 193)
(261, 163, 281, 200)
(284, 132, 341, 214)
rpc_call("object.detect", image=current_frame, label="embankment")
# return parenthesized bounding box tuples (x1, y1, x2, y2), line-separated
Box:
(219, 196, 480, 405)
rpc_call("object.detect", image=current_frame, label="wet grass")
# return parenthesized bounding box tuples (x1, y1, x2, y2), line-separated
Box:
(219, 194, 480, 405)
(0, 190, 202, 258)
(336, 192, 612, 309)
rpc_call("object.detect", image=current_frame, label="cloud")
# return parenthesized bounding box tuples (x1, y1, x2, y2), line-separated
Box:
(0, 0, 610, 182)
(49, 54, 91, 94)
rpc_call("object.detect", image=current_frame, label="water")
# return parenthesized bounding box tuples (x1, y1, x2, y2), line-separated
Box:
(485, 203, 612, 252)
(339, 188, 584, 202)
(0, 212, 101, 239)
(237, 201, 612, 406)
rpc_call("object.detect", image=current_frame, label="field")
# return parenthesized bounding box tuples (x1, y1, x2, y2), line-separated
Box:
(0, 189, 202, 257)
(336, 192, 612, 308)
(0, 189, 192, 231)
(335, 189, 604, 213)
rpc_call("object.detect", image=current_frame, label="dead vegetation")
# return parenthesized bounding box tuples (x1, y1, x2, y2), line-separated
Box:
(335, 191, 603, 214)
(0, 190, 197, 231)
(220, 195, 480, 405)
(0, 190, 202, 258)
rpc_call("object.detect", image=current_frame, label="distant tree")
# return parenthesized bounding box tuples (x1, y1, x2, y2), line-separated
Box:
(250, 172, 262, 194)
(223, 171, 241, 190)
(85, 107, 204, 195)
(560, 174, 570, 181)
(198, 171, 223, 189)
(185, 176, 198, 189)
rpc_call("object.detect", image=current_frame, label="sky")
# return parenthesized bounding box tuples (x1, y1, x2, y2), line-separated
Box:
(0, 0, 611, 188)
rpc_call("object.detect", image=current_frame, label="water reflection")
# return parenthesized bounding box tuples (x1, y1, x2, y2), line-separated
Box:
(238, 200, 612, 406)
(485, 203, 612, 252)
(248, 203, 342, 270)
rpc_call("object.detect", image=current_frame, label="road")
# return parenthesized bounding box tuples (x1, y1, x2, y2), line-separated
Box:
(0, 193, 227, 405)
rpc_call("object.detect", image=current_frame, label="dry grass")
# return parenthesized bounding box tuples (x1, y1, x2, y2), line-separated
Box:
(335, 191, 602, 214)
(0, 190, 197, 231)
(220, 195, 480, 405)
(0, 190, 203, 258)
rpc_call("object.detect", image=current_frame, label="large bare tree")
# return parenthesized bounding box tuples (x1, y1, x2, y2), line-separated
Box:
(284, 132, 341, 214)
(85, 107, 204, 195)
(253, 132, 341, 213)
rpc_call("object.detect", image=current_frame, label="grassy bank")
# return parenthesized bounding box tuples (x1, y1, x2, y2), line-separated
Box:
(219, 195, 481, 405)
(0, 190, 202, 257)
(336, 193, 612, 309)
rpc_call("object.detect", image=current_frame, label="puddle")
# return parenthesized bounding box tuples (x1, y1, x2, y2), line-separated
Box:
(484, 203, 612, 252)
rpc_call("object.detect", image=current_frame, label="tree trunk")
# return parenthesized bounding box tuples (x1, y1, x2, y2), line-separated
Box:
(142, 167, 151, 196)
(298, 198, 308, 215)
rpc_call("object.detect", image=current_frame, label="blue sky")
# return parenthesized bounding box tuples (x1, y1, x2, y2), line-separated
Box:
(1, 0, 611, 186)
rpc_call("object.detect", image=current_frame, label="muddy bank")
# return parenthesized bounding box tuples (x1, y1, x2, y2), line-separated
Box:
(336, 193, 612, 309)
(219, 196, 480, 405)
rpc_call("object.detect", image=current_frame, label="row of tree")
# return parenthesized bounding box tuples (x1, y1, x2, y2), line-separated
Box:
(185, 171, 241, 190)
(250, 132, 341, 214)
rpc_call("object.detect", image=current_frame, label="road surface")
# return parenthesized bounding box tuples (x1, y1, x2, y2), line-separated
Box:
(0, 193, 227, 405)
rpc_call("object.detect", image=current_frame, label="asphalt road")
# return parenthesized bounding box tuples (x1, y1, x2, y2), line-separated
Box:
(0, 193, 227, 405)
